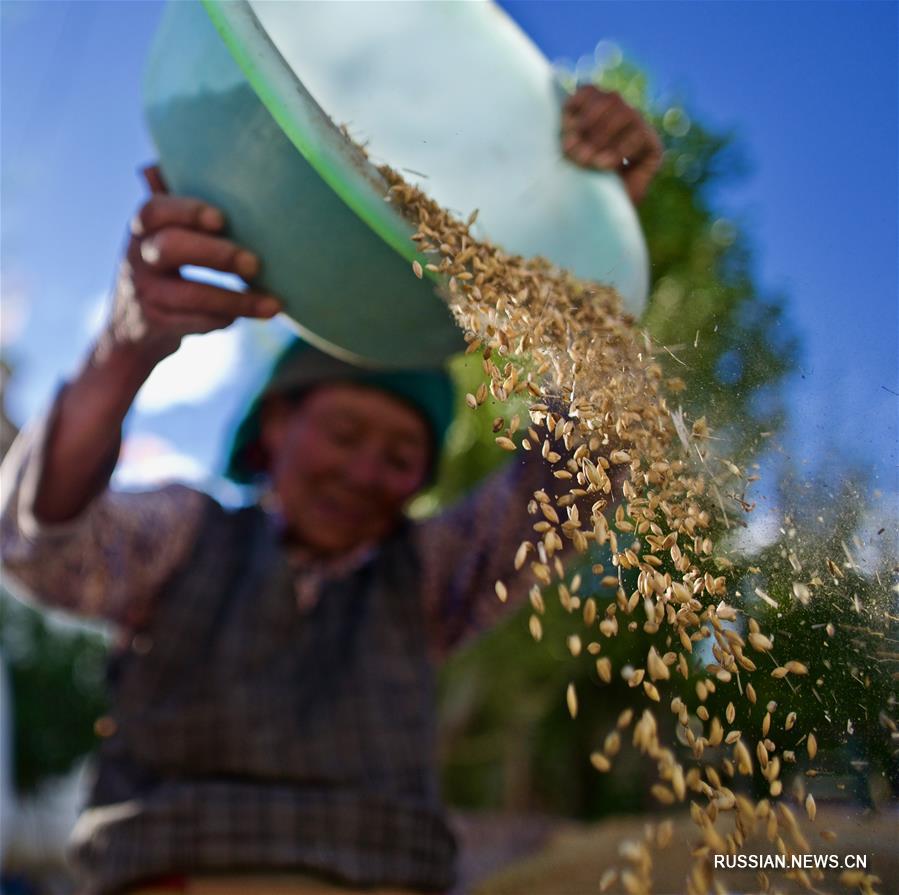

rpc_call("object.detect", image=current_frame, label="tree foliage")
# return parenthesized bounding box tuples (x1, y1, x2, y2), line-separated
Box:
(0, 365, 107, 795)
(0, 595, 107, 794)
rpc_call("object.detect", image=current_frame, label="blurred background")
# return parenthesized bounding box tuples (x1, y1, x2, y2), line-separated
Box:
(1, 1, 896, 892)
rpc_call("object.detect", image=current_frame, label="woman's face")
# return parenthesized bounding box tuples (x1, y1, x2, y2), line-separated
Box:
(261, 383, 432, 554)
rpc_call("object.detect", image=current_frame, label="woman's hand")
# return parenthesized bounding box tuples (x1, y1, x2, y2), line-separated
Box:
(561, 85, 663, 205)
(105, 165, 282, 362)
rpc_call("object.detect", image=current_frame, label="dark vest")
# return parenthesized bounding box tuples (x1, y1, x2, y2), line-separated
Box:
(69, 501, 457, 894)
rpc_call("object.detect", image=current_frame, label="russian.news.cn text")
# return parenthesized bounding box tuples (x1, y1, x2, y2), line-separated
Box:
(713, 854, 867, 871)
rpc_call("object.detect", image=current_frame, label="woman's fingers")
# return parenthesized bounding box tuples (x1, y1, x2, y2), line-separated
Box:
(582, 105, 638, 155)
(615, 124, 653, 165)
(132, 194, 225, 238)
(566, 90, 617, 135)
(561, 84, 663, 203)
(581, 120, 646, 170)
(143, 305, 239, 336)
(567, 140, 599, 168)
(138, 226, 259, 280)
(142, 300, 234, 331)
(142, 165, 169, 196)
(142, 276, 282, 321)
(564, 83, 605, 115)
(109, 169, 284, 347)
(562, 87, 625, 146)
(563, 129, 618, 169)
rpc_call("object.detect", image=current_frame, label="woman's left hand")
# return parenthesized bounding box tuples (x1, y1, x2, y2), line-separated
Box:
(561, 85, 663, 205)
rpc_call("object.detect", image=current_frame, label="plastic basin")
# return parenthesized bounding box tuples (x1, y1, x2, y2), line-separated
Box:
(144, 0, 649, 367)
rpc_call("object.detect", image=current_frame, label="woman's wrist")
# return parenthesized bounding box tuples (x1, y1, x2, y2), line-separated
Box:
(91, 323, 177, 388)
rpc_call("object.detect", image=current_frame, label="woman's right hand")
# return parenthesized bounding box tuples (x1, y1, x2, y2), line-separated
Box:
(106, 165, 283, 361)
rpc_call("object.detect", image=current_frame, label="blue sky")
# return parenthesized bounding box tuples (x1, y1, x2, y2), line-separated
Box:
(2, 1, 896, 505)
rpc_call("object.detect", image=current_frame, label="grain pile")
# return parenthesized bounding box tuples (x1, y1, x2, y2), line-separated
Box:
(382, 167, 890, 895)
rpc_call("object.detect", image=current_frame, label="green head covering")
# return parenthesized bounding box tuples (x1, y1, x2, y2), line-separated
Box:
(225, 338, 455, 484)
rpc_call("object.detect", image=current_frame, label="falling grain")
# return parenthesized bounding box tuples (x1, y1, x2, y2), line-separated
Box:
(807, 733, 818, 760)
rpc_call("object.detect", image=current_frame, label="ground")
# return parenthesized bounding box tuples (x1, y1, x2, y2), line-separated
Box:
(453, 803, 898, 895)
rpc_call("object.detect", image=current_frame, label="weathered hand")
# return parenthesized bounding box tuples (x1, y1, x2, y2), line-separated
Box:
(104, 165, 282, 360)
(561, 85, 663, 205)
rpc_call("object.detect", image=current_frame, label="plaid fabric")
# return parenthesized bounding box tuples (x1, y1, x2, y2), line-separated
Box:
(69, 503, 455, 894)
(0, 395, 207, 631)
(0, 399, 554, 895)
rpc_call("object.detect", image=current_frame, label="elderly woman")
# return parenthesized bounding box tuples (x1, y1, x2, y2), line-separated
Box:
(0, 87, 660, 895)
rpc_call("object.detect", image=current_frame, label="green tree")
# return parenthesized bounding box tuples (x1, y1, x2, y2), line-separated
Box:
(0, 359, 108, 794)
(0, 595, 108, 794)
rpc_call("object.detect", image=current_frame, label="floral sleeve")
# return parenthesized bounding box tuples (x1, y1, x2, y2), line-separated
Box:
(0, 399, 207, 631)
(413, 452, 555, 660)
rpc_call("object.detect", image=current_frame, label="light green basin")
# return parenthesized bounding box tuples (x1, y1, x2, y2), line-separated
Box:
(144, 0, 649, 368)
